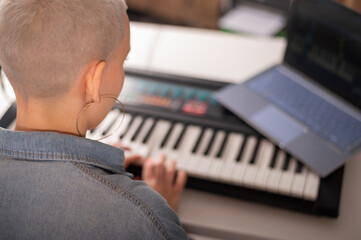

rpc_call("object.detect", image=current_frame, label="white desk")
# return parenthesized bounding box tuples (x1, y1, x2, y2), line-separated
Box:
(127, 22, 361, 240)
(127, 22, 285, 84)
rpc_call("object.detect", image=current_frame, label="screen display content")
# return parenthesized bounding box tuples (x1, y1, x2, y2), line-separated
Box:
(285, 0, 361, 109)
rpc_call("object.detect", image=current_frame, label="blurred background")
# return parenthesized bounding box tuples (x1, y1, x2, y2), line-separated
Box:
(127, 0, 361, 34)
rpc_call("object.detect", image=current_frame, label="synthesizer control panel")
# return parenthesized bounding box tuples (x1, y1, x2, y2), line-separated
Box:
(120, 75, 224, 118)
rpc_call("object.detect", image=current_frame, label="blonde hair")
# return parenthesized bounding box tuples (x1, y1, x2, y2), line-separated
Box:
(0, 0, 127, 99)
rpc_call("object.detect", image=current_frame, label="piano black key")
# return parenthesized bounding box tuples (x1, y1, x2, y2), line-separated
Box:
(131, 117, 146, 141)
(203, 130, 216, 156)
(282, 154, 291, 171)
(142, 119, 157, 144)
(216, 132, 229, 158)
(164, 123, 184, 151)
(123, 116, 144, 142)
(102, 112, 120, 136)
(249, 138, 261, 164)
(0, 102, 16, 129)
(120, 115, 135, 139)
(148, 120, 172, 156)
(235, 135, 247, 162)
(133, 118, 155, 145)
(172, 124, 187, 150)
(269, 147, 279, 169)
(192, 128, 205, 153)
(160, 122, 175, 148)
(295, 161, 303, 173)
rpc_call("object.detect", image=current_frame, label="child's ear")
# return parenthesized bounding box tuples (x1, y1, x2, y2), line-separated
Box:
(85, 61, 106, 103)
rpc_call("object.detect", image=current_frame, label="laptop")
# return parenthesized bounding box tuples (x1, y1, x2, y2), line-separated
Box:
(215, 0, 361, 177)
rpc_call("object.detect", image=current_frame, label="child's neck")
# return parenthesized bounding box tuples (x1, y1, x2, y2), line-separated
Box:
(15, 96, 83, 137)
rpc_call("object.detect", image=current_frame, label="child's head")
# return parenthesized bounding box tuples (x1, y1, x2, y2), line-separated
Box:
(0, 0, 128, 100)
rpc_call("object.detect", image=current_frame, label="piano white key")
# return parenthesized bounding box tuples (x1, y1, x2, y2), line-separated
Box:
(122, 117, 145, 158)
(243, 139, 268, 187)
(121, 116, 143, 146)
(174, 126, 202, 170)
(99, 111, 120, 138)
(230, 136, 257, 186)
(7, 119, 16, 130)
(265, 150, 286, 193)
(0, 72, 16, 104)
(0, 89, 13, 119)
(0, 104, 16, 131)
(101, 110, 129, 145)
(147, 120, 172, 160)
(196, 130, 225, 177)
(87, 110, 119, 140)
(303, 170, 320, 201)
(0, 97, 9, 119)
(207, 160, 223, 180)
(111, 113, 132, 142)
(137, 120, 157, 157)
(138, 145, 150, 159)
(218, 133, 245, 182)
(168, 123, 185, 148)
(207, 132, 230, 179)
(239, 136, 258, 164)
(1, 74, 19, 127)
(208, 133, 234, 181)
(185, 128, 213, 176)
(259, 141, 275, 168)
(128, 118, 155, 154)
(278, 158, 297, 195)
(149, 124, 174, 160)
(291, 165, 308, 198)
(253, 141, 274, 190)
(166, 123, 184, 148)
(158, 123, 184, 163)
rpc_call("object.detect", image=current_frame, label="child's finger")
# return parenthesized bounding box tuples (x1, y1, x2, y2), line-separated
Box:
(142, 158, 155, 180)
(112, 141, 123, 148)
(155, 155, 166, 178)
(122, 146, 131, 151)
(166, 160, 176, 183)
(174, 170, 187, 193)
(112, 141, 133, 152)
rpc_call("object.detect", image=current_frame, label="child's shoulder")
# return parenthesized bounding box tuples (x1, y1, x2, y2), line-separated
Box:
(76, 164, 189, 239)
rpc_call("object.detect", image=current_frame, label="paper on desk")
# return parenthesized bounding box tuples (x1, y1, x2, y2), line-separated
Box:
(127, 22, 286, 84)
(219, 3, 287, 36)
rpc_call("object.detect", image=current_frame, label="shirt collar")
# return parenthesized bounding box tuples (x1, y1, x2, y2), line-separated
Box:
(0, 128, 126, 174)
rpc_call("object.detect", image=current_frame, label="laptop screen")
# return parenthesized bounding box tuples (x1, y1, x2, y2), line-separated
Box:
(284, 0, 361, 109)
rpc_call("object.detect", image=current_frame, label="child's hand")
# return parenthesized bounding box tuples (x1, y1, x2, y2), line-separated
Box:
(112, 142, 187, 211)
(142, 155, 187, 212)
(112, 142, 144, 168)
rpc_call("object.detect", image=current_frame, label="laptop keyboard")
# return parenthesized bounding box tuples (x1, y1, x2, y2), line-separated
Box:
(247, 71, 361, 151)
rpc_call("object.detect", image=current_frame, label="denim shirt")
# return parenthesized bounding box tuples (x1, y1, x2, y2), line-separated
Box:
(0, 128, 188, 240)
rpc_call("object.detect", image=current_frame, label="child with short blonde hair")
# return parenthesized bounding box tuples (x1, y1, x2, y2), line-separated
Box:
(0, 0, 187, 239)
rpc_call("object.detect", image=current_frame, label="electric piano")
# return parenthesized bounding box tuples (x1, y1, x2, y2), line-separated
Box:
(0, 69, 343, 217)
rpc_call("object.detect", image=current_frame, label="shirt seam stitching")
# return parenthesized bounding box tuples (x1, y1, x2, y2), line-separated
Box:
(0, 148, 116, 171)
